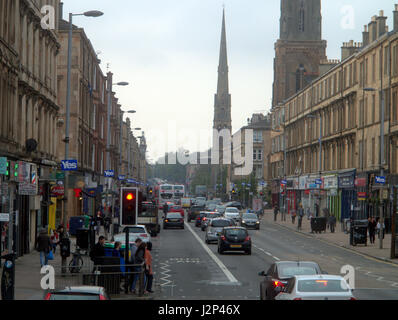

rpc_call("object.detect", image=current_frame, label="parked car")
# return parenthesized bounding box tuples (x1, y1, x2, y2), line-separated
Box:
(188, 205, 205, 222)
(258, 261, 325, 300)
(205, 218, 235, 244)
(241, 213, 260, 230)
(275, 275, 356, 300)
(113, 225, 151, 244)
(163, 212, 184, 229)
(201, 212, 223, 231)
(218, 227, 251, 255)
(44, 286, 110, 300)
(224, 207, 241, 223)
(169, 205, 185, 217)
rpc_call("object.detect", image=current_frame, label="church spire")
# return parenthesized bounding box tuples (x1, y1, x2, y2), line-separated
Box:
(214, 8, 231, 131)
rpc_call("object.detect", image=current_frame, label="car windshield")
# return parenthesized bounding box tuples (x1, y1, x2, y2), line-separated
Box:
(278, 265, 319, 278)
(297, 279, 349, 292)
(211, 220, 232, 227)
(242, 214, 258, 220)
(226, 208, 239, 213)
(225, 229, 247, 237)
(123, 227, 146, 234)
(167, 213, 182, 219)
(172, 206, 182, 210)
(49, 293, 101, 300)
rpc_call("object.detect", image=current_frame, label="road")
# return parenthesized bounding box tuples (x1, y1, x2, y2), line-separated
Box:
(150, 211, 398, 300)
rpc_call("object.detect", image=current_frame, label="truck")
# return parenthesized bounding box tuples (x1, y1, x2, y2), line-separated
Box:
(195, 185, 207, 197)
(181, 197, 192, 209)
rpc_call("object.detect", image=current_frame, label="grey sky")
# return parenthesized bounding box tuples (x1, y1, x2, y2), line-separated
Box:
(62, 0, 396, 162)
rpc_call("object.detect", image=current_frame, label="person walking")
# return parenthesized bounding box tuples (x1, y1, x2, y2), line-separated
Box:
(376, 217, 385, 240)
(368, 217, 377, 244)
(297, 205, 304, 230)
(130, 241, 146, 294)
(144, 242, 154, 294)
(90, 235, 105, 272)
(329, 214, 337, 233)
(36, 228, 52, 267)
(273, 205, 279, 222)
(291, 210, 296, 224)
(112, 241, 122, 258)
(163, 202, 169, 216)
(50, 229, 59, 254)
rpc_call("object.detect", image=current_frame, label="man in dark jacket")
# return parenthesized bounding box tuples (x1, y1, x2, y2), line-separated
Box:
(274, 206, 279, 222)
(90, 236, 105, 263)
(130, 241, 146, 294)
(163, 203, 169, 216)
(36, 228, 52, 267)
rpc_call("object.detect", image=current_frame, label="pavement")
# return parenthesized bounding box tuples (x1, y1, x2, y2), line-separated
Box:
(261, 210, 398, 266)
(1, 226, 158, 300)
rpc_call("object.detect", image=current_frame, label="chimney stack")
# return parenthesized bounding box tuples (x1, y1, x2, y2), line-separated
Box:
(341, 40, 361, 61)
(362, 25, 369, 47)
(376, 10, 388, 38)
(368, 16, 377, 43)
(394, 4, 398, 32)
(59, 2, 64, 21)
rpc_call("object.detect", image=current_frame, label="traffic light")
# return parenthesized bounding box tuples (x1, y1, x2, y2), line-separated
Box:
(121, 188, 138, 226)
(5, 161, 10, 181)
(13, 161, 19, 181)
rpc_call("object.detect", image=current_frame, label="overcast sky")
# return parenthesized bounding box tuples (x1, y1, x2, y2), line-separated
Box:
(62, 0, 396, 163)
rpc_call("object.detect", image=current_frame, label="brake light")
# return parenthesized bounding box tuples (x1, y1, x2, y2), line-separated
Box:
(180, 219, 184, 222)
(203, 217, 207, 221)
(220, 235, 226, 241)
(350, 297, 356, 301)
(165, 220, 169, 222)
(140, 234, 148, 238)
(293, 298, 302, 301)
(245, 236, 251, 242)
(316, 280, 328, 286)
(99, 294, 107, 300)
(44, 293, 52, 300)
(273, 281, 285, 288)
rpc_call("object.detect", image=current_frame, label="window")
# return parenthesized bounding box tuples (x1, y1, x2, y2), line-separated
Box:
(92, 104, 96, 130)
(254, 131, 263, 143)
(372, 138, 375, 165)
(101, 116, 104, 139)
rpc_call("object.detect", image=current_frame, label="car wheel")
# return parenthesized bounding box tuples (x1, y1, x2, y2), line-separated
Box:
(246, 249, 252, 255)
(260, 284, 265, 301)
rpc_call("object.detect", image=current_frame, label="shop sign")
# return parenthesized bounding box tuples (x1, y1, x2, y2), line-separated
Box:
(19, 181, 38, 196)
(50, 185, 64, 197)
(358, 192, 367, 201)
(324, 176, 338, 189)
(299, 176, 307, 190)
(355, 178, 367, 187)
(0, 157, 7, 175)
(339, 175, 355, 188)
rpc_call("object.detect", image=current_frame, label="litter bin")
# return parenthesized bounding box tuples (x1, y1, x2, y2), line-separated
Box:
(311, 217, 327, 233)
(350, 220, 368, 246)
(97, 256, 122, 295)
(76, 229, 89, 250)
(69, 217, 85, 236)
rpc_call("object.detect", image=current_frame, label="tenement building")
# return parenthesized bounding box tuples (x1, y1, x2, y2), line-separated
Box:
(275, 6, 398, 233)
(0, 0, 61, 256)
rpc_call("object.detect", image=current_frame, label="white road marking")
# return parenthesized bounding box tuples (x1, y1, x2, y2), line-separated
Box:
(253, 243, 280, 260)
(185, 222, 239, 284)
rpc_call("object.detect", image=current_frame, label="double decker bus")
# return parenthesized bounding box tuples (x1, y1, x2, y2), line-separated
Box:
(158, 184, 174, 209)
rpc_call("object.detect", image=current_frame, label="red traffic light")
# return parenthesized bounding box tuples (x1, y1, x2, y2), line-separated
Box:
(126, 193, 134, 201)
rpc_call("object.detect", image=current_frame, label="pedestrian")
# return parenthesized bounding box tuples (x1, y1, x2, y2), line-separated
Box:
(273, 205, 279, 222)
(329, 214, 337, 233)
(112, 241, 122, 258)
(104, 216, 111, 234)
(368, 217, 377, 244)
(130, 241, 146, 294)
(36, 228, 52, 267)
(144, 242, 154, 294)
(376, 218, 385, 240)
(50, 229, 59, 254)
(95, 211, 101, 236)
(90, 236, 106, 265)
(309, 212, 314, 233)
(163, 202, 169, 216)
(297, 204, 304, 230)
(291, 210, 296, 224)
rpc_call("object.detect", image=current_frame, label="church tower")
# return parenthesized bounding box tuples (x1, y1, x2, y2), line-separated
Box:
(213, 9, 232, 132)
(272, 0, 327, 107)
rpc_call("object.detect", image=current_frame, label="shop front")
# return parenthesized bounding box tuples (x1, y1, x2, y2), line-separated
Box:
(286, 177, 299, 215)
(323, 174, 340, 220)
(271, 180, 280, 209)
(339, 170, 356, 222)
(355, 173, 368, 220)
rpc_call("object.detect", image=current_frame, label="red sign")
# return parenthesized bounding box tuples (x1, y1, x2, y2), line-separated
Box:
(51, 186, 64, 197)
(355, 178, 367, 187)
(358, 192, 367, 201)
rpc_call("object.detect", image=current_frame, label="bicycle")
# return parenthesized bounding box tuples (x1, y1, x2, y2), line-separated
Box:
(69, 246, 84, 274)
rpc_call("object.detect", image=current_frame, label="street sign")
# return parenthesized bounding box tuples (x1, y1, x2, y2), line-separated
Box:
(56, 171, 65, 180)
(0, 157, 7, 175)
(375, 176, 386, 184)
(118, 175, 126, 181)
(0, 213, 9, 222)
(104, 170, 115, 178)
(61, 160, 78, 171)
(281, 180, 287, 185)
(315, 179, 322, 185)
(127, 179, 135, 184)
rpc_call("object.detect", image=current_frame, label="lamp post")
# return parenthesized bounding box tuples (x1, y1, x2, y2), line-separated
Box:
(63, 9, 103, 272)
(105, 77, 128, 239)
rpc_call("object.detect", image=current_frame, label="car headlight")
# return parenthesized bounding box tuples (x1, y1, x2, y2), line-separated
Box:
(242, 221, 246, 224)
(256, 221, 260, 224)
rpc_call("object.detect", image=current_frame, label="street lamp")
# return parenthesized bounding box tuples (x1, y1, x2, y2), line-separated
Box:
(63, 9, 103, 272)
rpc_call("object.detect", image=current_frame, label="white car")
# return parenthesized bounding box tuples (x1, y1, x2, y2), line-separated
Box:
(275, 275, 356, 300)
(113, 225, 151, 244)
(224, 207, 241, 223)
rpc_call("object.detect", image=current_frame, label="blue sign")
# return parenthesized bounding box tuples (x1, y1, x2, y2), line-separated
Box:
(281, 180, 287, 185)
(127, 179, 135, 184)
(375, 176, 386, 184)
(118, 175, 126, 181)
(0, 157, 7, 175)
(104, 170, 114, 178)
(315, 179, 322, 185)
(61, 160, 78, 171)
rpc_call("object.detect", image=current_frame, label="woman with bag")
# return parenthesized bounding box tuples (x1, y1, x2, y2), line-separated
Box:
(144, 242, 154, 294)
(35, 228, 52, 267)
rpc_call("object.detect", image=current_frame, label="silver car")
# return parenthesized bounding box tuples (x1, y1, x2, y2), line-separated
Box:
(205, 218, 235, 244)
(275, 275, 356, 300)
(113, 225, 152, 244)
